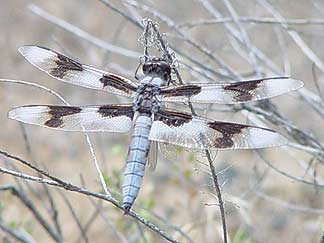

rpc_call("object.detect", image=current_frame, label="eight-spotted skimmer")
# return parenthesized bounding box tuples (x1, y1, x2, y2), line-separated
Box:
(8, 45, 303, 213)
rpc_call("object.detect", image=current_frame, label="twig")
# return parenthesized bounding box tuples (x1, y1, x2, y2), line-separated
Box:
(19, 124, 63, 240)
(311, 63, 324, 103)
(119, 0, 324, 161)
(57, 190, 89, 243)
(0, 221, 35, 243)
(258, 0, 324, 72)
(320, 231, 324, 243)
(243, 105, 324, 155)
(0, 185, 62, 242)
(198, 0, 281, 74)
(137, 206, 196, 243)
(256, 151, 324, 188)
(0, 164, 180, 243)
(28, 4, 141, 59)
(0, 77, 111, 197)
(205, 150, 228, 243)
(79, 176, 128, 243)
(177, 17, 324, 28)
(139, 19, 228, 243)
(123, 0, 240, 79)
(255, 189, 324, 215)
(222, 0, 261, 77)
(135, 221, 148, 243)
(85, 199, 128, 243)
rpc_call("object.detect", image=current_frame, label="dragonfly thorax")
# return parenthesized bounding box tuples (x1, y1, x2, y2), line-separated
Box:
(133, 84, 160, 115)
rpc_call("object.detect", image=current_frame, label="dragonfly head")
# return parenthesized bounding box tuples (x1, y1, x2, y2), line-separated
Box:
(142, 57, 171, 84)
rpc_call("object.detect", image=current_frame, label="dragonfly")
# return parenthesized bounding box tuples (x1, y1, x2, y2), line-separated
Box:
(8, 45, 303, 214)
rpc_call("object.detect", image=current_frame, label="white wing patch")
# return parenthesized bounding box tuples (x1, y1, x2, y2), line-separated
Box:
(149, 110, 288, 150)
(19, 45, 138, 96)
(8, 105, 134, 133)
(160, 77, 303, 104)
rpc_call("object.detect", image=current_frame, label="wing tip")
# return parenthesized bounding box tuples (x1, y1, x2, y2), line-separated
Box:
(285, 78, 304, 91)
(266, 77, 304, 90)
(18, 45, 35, 56)
(18, 45, 53, 60)
(7, 108, 17, 120)
(7, 105, 47, 122)
(267, 133, 289, 148)
(7, 106, 26, 121)
(250, 129, 289, 149)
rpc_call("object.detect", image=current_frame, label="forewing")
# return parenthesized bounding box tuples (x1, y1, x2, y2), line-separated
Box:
(159, 77, 303, 104)
(149, 109, 287, 150)
(8, 104, 134, 133)
(19, 45, 138, 97)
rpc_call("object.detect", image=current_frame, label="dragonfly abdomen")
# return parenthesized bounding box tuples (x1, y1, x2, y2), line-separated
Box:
(122, 115, 152, 214)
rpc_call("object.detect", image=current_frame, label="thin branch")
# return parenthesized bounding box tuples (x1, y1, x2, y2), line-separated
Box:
(198, 0, 281, 74)
(0, 155, 179, 243)
(138, 19, 228, 243)
(0, 222, 35, 243)
(222, 0, 261, 77)
(205, 150, 228, 243)
(256, 151, 324, 188)
(242, 105, 324, 155)
(177, 17, 324, 28)
(255, 189, 324, 215)
(80, 175, 129, 243)
(28, 4, 141, 59)
(57, 190, 89, 243)
(0, 185, 62, 242)
(122, 0, 240, 79)
(19, 124, 63, 240)
(258, 0, 324, 72)
(0, 78, 111, 196)
(85, 199, 128, 243)
(320, 231, 324, 243)
(137, 206, 196, 243)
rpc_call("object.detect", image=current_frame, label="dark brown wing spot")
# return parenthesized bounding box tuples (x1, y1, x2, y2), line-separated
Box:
(100, 74, 137, 94)
(45, 106, 82, 128)
(155, 110, 192, 127)
(208, 122, 248, 148)
(98, 105, 134, 119)
(50, 53, 83, 79)
(160, 85, 202, 97)
(224, 79, 263, 102)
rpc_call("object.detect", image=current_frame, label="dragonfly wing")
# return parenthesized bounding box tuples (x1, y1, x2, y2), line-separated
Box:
(149, 108, 287, 150)
(8, 104, 134, 133)
(159, 77, 303, 104)
(19, 45, 138, 97)
(147, 141, 158, 171)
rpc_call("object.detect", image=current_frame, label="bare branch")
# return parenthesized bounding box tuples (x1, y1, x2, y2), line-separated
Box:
(177, 17, 324, 28)
(205, 150, 228, 243)
(28, 4, 141, 59)
(0, 185, 62, 242)
(0, 154, 180, 243)
(0, 221, 35, 243)
(255, 189, 324, 215)
(258, 0, 324, 72)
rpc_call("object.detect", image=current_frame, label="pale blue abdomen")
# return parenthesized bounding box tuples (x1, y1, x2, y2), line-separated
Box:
(122, 115, 152, 213)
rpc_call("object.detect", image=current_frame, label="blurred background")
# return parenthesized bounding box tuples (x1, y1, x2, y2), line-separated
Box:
(0, 0, 323, 242)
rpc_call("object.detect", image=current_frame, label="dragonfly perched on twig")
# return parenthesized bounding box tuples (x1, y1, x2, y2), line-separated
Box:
(8, 45, 303, 213)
